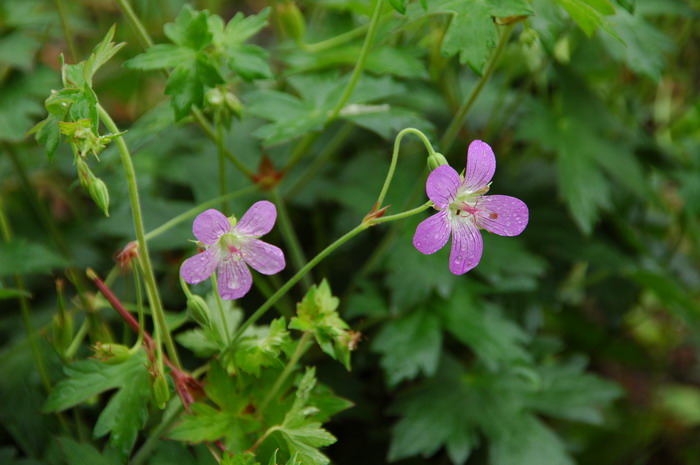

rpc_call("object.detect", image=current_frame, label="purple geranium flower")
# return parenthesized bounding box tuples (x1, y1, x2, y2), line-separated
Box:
(181, 201, 285, 299)
(413, 140, 528, 275)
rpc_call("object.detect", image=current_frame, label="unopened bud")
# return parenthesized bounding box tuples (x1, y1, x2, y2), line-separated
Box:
(277, 2, 306, 41)
(89, 177, 110, 217)
(92, 342, 131, 364)
(427, 152, 449, 170)
(187, 295, 211, 328)
(52, 313, 74, 353)
(76, 157, 94, 191)
(152, 371, 170, 409)
(224, 92, 243, 117)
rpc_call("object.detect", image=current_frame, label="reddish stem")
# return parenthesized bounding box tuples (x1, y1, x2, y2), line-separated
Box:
(86, 268, 200, 409)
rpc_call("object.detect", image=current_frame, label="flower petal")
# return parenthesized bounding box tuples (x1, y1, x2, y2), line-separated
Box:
(449, 219, 483, 275)
(476, 195, 529, 237)
(462, 140, 496, 193)
(234, 200, 277, 237)
(426, 165, 461, 208)
(242, 239, 286, 275)
(413, 210, 451, 255)
(193, 209, 231, 245)
(180, 247, 221, 284)
(216, 256, 252, 300)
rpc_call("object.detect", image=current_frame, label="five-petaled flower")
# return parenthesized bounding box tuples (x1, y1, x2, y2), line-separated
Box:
(413, 140, 528, 275)
(180, 201, 285, 299)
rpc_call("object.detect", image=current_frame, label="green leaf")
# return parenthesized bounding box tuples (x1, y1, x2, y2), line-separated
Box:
(43, 352, 147, 412)
(0, 288, 32, 299)
(223, 8, 270, 46)
(123, 44, 196, 70)
(438, 287, 530, 369)
(167, 403, 236, 443)
(55, 437, 120, 465)
(276, 368, 337, 465)
(417, 0, 533, 74)
(290, 281, 353, 370)
(525, 357, 623, 424)
(228, 44, 272, 81)
(489, 414, 574, 465)
(93, 364, 151, 460)
(83, 24, 126, 85)
(372, 309, 442, 387)
(0, 240, 68, 278)
(553, 0, 618, 37)
(231, 318, 290, 376)
(388, 0, 408, 14)
(164, 5, 213, 50)
(599, 8, 675, 81)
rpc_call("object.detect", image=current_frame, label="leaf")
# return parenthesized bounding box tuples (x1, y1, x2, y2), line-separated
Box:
(43, 352, 147, 412)
(388, 0, 408, 14)
(0, 240, 68, 278)
(276, 368, 337, 465)
(167, 403, 236, 443)
(83, 25, 126, 85)
(488, 414, 574, 465)
(372, 309, 442, 387)
(222, 8, 270, 46)
(93, 364, 151, 460)
(525, 357, 623, 424)
(599, 7, 675, 81)
(416, 0, 533, 74)
(0, 288, 32, 299)
(290, 280, 353, 370)
(553, 0, 617, 37)
(123, 44, 196, 70)
(55, 437, 120, 465)
(438, 287, 531, 369)
(231, 318, 290, 376)
(164, 5, 213, 50)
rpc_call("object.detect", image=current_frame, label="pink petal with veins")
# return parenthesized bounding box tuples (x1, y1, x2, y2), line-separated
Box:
(426, 165, 460, 208)
(476, 195, 528, 237)
(413, 210, 451, 255)
(234, 200, 277, 237)
(449, 219, 483, 275)
(242, 239, 286, 275)
(462, 140, 496, 194)
(180, 247, 221, 284)
(193, 209, 231, 245)
(216, 256, 252, 300)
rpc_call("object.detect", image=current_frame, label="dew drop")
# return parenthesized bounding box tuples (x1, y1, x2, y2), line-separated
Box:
(506, 221, 512, 227)
(228, 281, 238, 290)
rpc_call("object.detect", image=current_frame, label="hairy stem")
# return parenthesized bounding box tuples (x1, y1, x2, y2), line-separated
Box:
(54, 0, 78, 61)
(97, 104, 181, 369)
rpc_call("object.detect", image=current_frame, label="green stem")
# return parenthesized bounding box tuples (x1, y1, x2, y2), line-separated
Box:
(216, 120, 228, 214)
(303, 23, 370, 53)
(144, 185, 257, 241)
(64, 319, 89, 359)
(283, 133, 319, 174)
(440, 24, 515, 153)
(210, 274, 232, 346)
(232, 200, 428, 342)
(259, 332, 312, 414)
(191, 108, 255, 179)
(114, 0, 154, 49)
(54, 0, 78, 62)
(271, 188, 312, 288)
(372, 201, 432, 224)
(376, 128, 436, 208)
(326, 0, 385, 122)
(233, 223, 367, 341)
(97, 104, 181, 369)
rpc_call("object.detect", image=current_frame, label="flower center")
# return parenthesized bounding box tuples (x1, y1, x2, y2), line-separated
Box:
(219, 233, 243, 256)
(449, 193, 480, 219)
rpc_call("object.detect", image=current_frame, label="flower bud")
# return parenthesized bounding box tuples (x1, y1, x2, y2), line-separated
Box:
(52, 313, 74, 353)
(92, 342, 132, 364)
(277, 2, 306, 42)
(187, 294, 211, 328)
(88, 177, 110, 217)
(427, 152, 449, 170)
(76, 156, 94, 191)
(152, 371, 170, 409)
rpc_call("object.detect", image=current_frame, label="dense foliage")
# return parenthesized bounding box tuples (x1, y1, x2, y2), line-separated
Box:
(2, 0, 700, 464)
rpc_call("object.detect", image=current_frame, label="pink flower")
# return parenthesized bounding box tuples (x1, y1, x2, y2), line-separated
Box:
(413, 140, 528, 275)
(180, 201, 285, 299)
